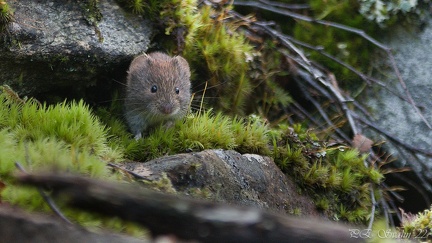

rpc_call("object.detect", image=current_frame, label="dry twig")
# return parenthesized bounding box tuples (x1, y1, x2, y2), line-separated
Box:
(17, 173, 364, 243)
(14, 162, 73, 225)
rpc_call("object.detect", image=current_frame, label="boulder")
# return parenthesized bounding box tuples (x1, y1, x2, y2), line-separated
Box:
(1, 0, 151, 100)
(120, 149, 318, 216)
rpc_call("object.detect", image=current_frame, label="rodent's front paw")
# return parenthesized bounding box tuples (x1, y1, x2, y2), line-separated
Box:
(134, 133, 143, 140)
(164, 121, 174, 130)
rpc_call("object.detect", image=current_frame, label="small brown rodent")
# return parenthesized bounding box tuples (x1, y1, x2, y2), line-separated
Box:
(124, 52, 191, 139)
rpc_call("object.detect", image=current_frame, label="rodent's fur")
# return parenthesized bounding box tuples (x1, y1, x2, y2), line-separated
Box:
(124, 52, 191, 139)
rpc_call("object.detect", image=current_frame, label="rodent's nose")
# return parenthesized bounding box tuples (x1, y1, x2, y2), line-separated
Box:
(160, 104, 175, 115)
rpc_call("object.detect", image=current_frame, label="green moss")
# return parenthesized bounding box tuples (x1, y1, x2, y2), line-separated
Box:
(0, 86, 147, 235)
(117, 0, 199, 35)
(0, 1, 12, 33)
(182, 5, 253, 114)
(232, 114, 270, 154)
(0, 87, 121, 161)
(400, 205, 432, 239)
(98, 107, 271, 161)
(81, 0, 102, 23)
(268, 124, 382, 223)
(178, 111, 237, 151)
(143, 173, 177, 194)
(315, 197, 330, 211)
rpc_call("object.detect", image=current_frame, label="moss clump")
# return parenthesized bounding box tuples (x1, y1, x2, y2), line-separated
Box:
(269, 124, 382, 223)
(181, 5, 253, 114)
(98, 106, 271, 161)
(78, 0, 104, 42)
(116, 0, 199, 38)
(0, 86, 121, 161)
(400, 205, 432, 239)
(0, 86, 146, 235)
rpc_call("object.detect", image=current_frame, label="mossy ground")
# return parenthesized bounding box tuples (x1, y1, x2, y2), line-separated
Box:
(0, 82, 382, 226)
(0, 86, 145, 236)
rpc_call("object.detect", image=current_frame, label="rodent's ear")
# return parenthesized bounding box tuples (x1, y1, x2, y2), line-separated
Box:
(172, 56, 190, 78)
(129, 54, 152, 72)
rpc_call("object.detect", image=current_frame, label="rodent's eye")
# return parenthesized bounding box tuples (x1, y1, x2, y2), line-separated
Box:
(175, 87, 180, 94)
(151, 85, 158, 93)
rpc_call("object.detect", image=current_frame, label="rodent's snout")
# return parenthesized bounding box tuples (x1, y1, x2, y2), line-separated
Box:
(159, 103, 176, 115)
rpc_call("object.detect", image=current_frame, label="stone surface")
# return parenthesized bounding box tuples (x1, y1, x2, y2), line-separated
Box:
(1, 0, 151, 100)
(367, 20, 432, 171)
(120, 149, 319, 217)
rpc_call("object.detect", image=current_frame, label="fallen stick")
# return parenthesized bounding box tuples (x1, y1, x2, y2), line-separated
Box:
(17, 173, 363, 243)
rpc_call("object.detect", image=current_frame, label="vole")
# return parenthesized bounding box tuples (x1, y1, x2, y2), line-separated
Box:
(124, 52, 191, 139)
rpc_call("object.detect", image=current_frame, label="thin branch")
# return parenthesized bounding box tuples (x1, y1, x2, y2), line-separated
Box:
(257, 0, 310, 10)
(246, 18, 425, 110)
(387, 53, 431, 129)
(355, 115, 432, 156)
(295, 71, 351, 142)
(379, 194, 395, 228)
(14, 162, 73, 225)
(235, 17, 362, 135)
(107, 162, 151, 181)
(353, 101, 372, 118)
(233, 1, 390, 50)
(368, 184, 376, 230)
(263, 24, 372, 85)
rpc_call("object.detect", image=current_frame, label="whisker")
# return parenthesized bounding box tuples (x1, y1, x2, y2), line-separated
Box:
(112, 78, 128, 87)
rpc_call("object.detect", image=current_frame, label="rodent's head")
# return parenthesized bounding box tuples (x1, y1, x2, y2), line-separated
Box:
(126, 52, 191, 120)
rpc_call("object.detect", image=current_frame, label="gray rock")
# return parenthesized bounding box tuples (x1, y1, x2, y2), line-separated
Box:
(1, 0, 151, 98)
(366, 19, 432, 189)
(120, 149, 318, 216)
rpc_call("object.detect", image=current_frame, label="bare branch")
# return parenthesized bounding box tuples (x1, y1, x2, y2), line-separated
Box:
(387, 53, 431, 129)
(17, 173, 364, 243)
(258, 0, 310, 10)
(14, 162, 73, 225)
